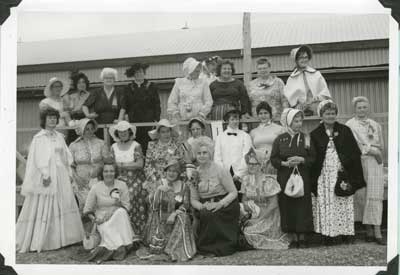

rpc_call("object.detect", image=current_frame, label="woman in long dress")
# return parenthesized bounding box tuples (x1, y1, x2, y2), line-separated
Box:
(69, 118, 108, 211)
(16, 108, 84, 253)
(84, 162, 136, 263)
(190, 136, 240, 256)
(142, 159, 196, 261)
(240, 148, 289, 250)
(167, 57, 213, 121)
(270, 108, 315, 248)
(310, 100, 366, 245)
(346, 96, 386, 245)
(109, 121, 149, 241)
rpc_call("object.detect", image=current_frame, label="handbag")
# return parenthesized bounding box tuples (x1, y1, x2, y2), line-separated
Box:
(284, 166, 304, 198)
(334, 169, 354, 197)
(149, 192, 167, 255)
(83, 222, 101, 251)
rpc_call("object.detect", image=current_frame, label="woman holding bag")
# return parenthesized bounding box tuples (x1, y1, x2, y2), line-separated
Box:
(310, 100, 366, 245)
(270, 108, 316, 248)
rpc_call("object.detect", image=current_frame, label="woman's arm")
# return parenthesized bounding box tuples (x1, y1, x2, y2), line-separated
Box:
(83, 185, 97, 215)
(189, 184, 203, 211)
(119, 182, 131, 211)
(118, 108, 126, 121)
(121, 143, 144, 170)
(270, 137, 288, 169)
(218, 167, 238, 207)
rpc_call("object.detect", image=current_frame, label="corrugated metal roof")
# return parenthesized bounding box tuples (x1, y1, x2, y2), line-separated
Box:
(17, 47, 388, 88)
(17, 14, 389, 66)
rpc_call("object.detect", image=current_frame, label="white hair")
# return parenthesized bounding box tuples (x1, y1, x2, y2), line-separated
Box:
(100, 67, 118, 81)
(191, 136, 215, 159)
(352, 96, 369, 108)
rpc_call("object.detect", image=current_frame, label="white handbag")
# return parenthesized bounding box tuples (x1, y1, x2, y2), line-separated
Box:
(83, 223, 101, 251)
(284, 166, 304, 198)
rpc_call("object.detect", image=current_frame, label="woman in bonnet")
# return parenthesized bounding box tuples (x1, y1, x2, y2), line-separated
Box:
(167, 57, 213, 121)
(270, 108, 315, 248)
(16, 108, 84, 253)
(284, 45, 331, 116)
(346, 96, 386, 245)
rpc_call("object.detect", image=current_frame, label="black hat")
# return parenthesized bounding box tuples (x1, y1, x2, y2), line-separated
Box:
(125, 63, 150, 77)
(223, 107, 241, 122)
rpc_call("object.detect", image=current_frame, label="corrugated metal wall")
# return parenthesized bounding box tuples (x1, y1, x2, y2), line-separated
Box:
(17, 47, 388, 89)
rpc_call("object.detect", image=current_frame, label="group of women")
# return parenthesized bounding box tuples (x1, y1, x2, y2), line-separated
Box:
(16, 44, 386, 263)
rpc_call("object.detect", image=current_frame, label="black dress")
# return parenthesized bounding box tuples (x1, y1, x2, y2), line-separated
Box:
(270, 132, 315, 233)
(122, 80, 161, 154)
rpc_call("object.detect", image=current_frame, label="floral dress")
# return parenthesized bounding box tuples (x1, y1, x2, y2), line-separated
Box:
(111, 141, 149, 239)
(69, 137, 107, 211)
(143, 180, 196, 261)
(312, 137, 355, 237)
(144, 139, 188, 196)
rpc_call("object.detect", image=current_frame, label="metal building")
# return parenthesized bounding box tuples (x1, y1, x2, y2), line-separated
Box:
(17, 14, 389, 160)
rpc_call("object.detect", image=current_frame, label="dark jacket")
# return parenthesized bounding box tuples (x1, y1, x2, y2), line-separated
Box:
(123, 80, 161, 123)
(310, 122, 366, 196)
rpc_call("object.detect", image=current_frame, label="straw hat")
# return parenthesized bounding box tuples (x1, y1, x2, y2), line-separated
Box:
(109, 121, 137, 142)
(44, 77, 70, 98)
(75, 118, 98, 136)
(148, 119, 179, 140)
(163, 158, 182, 173)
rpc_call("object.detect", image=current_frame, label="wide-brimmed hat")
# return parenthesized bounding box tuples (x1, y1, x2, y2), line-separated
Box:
(44, 77, 70, 98)
(290, 45, 313, 61)
(75, 118, 98, 136)
(163, 158, 182, 173)
(109, 121, 137, 142)
(148, 119, 179, 140)
(188, 116, 206, 130)
(223, 106, 241, 122)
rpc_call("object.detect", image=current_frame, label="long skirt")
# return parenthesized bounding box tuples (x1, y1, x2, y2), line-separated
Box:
(208, 103, 237, 121)
(355, 156, 384, 225)
(312, 142, 354, 237)
(196, 197, 240, 256)
(16, 165, 84, 253)
(97, 208, 134, 250)
(243, 196, 289, 250)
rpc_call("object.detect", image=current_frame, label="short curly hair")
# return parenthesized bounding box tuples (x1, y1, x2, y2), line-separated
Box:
(191, 136, 215, 160)
(39, 108, 60, 129)
(256, 101, 272, 117)
(97, 161, 119, 181)
(319, 102, 338, 117)
(70, 71, 90, 91)
(216, 59, 235, 77)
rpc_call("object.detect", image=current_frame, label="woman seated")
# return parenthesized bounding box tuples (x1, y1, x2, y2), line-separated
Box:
(240, 148, 289, 250)
(83, 162, 137, 263)
(190, 136, 240, 257)
(109, 121, 149, 240)
(39, 77, 73, 127)
(142, 159, 196, 262)
(69, 118, 108, 212)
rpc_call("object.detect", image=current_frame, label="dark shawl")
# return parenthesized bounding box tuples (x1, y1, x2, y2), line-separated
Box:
(310, 122, 366, 196)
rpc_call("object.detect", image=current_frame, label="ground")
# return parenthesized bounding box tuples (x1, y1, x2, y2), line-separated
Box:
(16, 233, 387, 266)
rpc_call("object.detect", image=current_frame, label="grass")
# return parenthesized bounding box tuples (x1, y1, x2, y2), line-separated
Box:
(16, 234, 387, 266)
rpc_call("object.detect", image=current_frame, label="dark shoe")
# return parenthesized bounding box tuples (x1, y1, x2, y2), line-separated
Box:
(113, 246, 127, 261)
(85, 246, 107, 262)
(342, 235, 355, 245)
(375, 238, 387, 245)
(365, 236, 374, 242)
(323, 237, 334, 246)
(298, 240, 308, 248)
(96, 249, 114, 264)
(289, 241, 299, 249)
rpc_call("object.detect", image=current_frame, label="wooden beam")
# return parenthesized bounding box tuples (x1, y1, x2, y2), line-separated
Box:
(242, 12, 252, 89)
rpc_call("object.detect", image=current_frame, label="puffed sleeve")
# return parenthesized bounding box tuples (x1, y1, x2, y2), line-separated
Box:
(34, 136, 52, 179)
(270, 135, 283, 169)
(238, 80, 251, 115)
(199, 81, 213, 118)
(83, 184, 97, 214)
(167, 78, 181, 118)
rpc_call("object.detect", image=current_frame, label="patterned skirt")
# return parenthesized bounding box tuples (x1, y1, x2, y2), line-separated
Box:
(312, 141, 354, 237)
(118, 167, 149, 240)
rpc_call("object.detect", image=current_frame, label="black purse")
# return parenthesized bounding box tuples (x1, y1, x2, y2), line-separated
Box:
(334, 169, 354, 197)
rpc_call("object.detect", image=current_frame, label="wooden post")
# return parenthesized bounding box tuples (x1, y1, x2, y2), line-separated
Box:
(242, 12, 252, 89)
